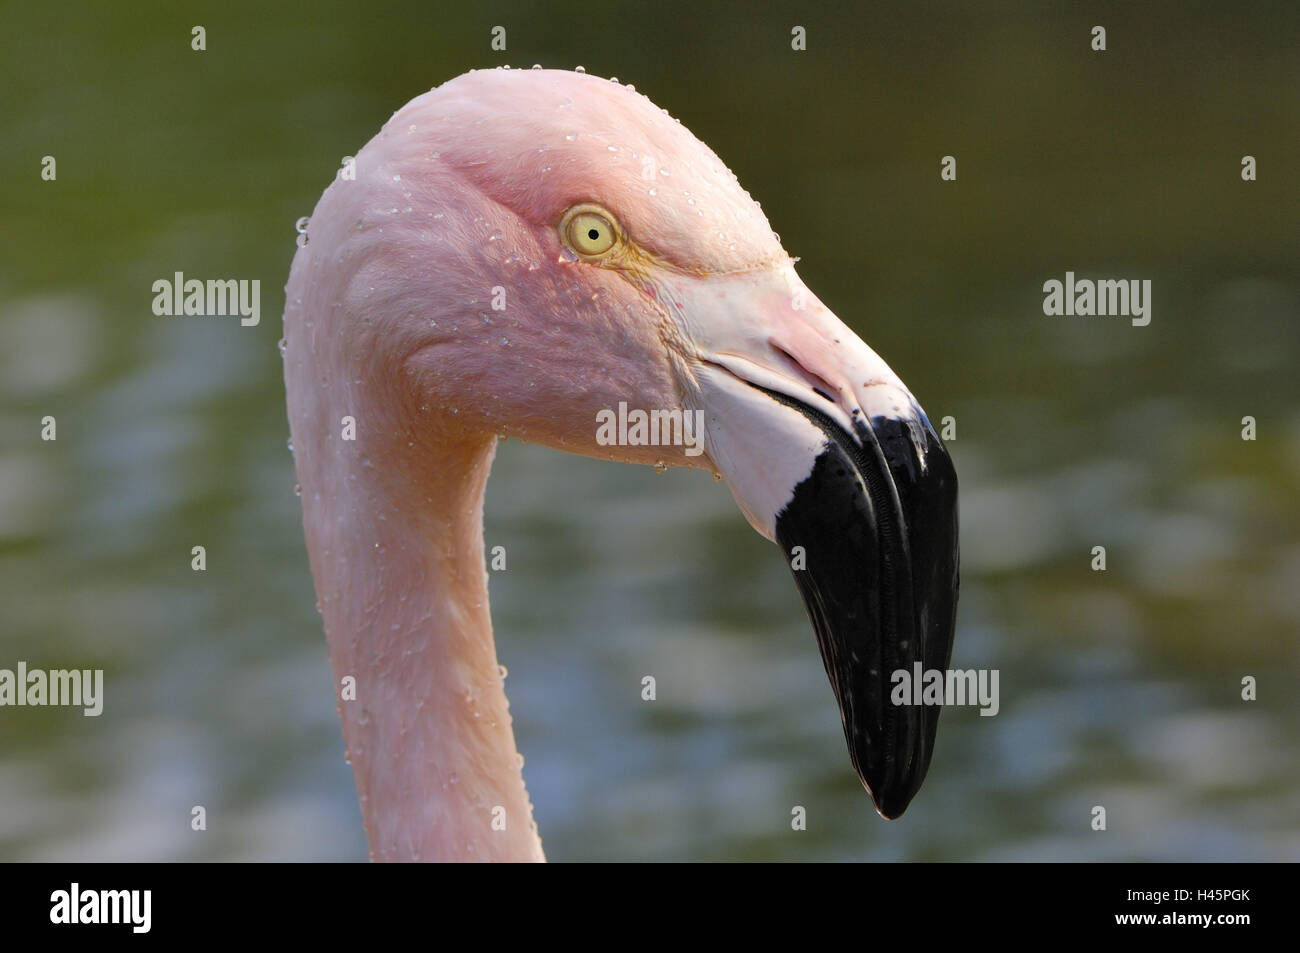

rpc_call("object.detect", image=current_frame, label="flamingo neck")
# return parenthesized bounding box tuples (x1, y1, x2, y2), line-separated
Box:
(293, 395, 544, 862)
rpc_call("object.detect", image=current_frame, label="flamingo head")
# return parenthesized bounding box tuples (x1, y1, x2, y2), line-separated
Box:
(291, 68, 959, 819)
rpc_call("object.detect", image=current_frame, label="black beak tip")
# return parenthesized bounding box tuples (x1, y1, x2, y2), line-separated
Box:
(855, 729, 930, 819)
(868, 779, 918, 820)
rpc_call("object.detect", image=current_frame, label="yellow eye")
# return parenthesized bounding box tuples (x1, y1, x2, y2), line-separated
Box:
(561, 206, 620, 259)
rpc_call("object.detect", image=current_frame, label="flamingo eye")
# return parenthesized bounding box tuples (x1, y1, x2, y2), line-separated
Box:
(561, 206, 620, 258)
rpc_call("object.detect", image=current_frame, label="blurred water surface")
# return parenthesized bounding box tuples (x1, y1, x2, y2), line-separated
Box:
(1, 1, 1297, 860)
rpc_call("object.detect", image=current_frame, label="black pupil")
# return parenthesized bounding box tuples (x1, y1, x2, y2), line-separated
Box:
(587, 228, 600, 241)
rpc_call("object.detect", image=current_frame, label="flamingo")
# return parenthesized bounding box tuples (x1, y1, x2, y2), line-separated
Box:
(283, 68, 959, 862)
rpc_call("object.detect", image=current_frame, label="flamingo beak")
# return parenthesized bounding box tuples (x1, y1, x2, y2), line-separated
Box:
(671, 266, 960, 818)
(762, 386, 959, 819)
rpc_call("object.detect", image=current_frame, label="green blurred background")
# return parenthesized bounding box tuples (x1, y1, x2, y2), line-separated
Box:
(1, 0, 1297, 860)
